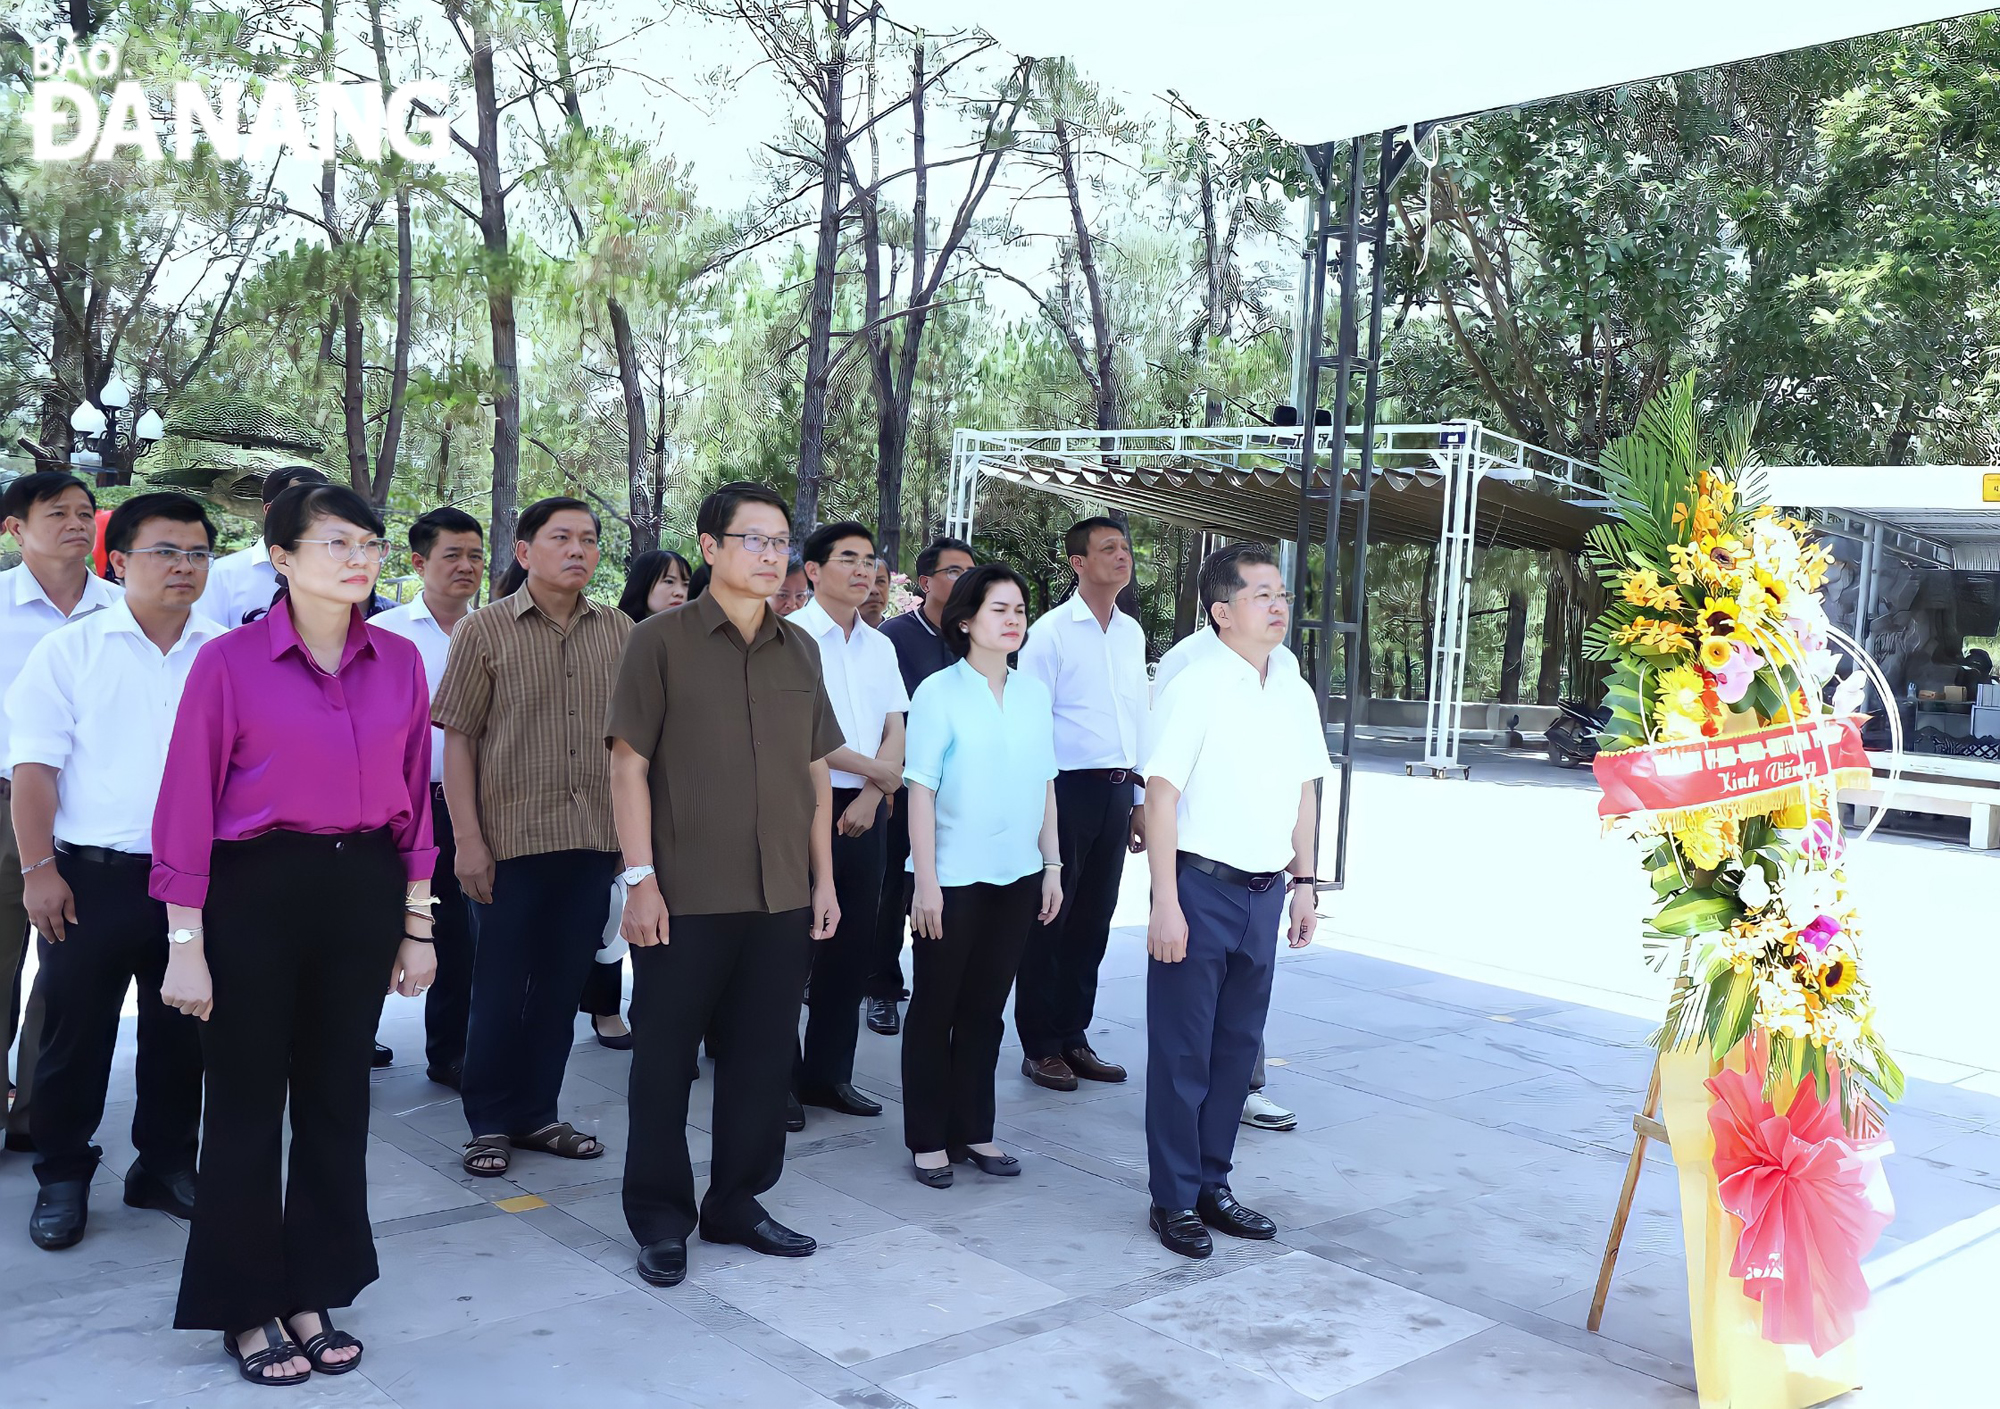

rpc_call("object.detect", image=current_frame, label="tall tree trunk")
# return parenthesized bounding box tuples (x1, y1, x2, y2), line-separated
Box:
(370, 0, 412, 505)
(1535, 558, 1566, 705)
(794, 0, 851, 531)
(1497, 588, 1527, 704)
(323, 0, 369, 495)
(469, 11, 520, 592)
(1054, 113, 1116, 440)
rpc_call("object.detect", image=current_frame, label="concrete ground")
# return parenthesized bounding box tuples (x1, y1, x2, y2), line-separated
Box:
(1, 744, 1993, 1406)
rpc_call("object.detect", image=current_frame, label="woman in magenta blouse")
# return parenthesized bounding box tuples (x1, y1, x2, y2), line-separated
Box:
(153, 483, 438, 1386)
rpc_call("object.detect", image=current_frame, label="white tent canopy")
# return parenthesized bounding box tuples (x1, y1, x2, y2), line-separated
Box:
(1767, 466, 2000, 572)
(897, 1, 1981, 142)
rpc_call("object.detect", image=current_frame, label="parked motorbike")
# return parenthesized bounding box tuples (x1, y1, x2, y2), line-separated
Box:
(1545, 698, 1609, 768)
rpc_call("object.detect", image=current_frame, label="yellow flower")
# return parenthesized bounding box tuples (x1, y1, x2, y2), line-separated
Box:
(1619, 568, 1684, 613)
(1697, 535, 1750, 589)
(1699, 597, 1749, 644)
(1817, 955, 1858, 997)
(1666, 542, 1704, 587)
(1616, 616, 1695, 656)
(1653, 665, 1711, 742)
(1750, 567, 1790, 615)
(1672, 811, 1738, 871)
(1769, 801, 1809, 830)
(1699, 637, 1734, 671)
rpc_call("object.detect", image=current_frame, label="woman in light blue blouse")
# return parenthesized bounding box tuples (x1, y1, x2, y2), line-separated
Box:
(902, 564, 1062, 1188)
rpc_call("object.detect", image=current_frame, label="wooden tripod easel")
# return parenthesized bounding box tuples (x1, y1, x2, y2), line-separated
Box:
(1588, 936, 1696, 1333)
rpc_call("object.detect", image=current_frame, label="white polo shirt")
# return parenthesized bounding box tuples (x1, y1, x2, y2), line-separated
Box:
(0, 563, 123, 781)
(1017, 593, 1149, 774)
(193, 537, 277, 628)
(1150, 627, 1304, 758)
(5, 600, 220, 853)
(793, 598, 910, 790)
(1143, 641, 1333, 875)
(372, 590, 458, 784)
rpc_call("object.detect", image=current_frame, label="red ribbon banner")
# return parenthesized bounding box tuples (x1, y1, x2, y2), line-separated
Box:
(1592, 716, 1871, 822)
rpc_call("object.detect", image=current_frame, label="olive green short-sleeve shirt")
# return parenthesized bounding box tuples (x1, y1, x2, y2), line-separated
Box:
(605, 591, 843, 915)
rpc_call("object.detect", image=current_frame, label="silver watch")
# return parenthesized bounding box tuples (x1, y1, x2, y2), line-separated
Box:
(619, 864, 656, 888)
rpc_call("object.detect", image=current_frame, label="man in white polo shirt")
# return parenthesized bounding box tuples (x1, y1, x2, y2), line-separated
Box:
(791, 521, 908, 1121)
(372, 505, 486, 1089)
(191, 463, 327, 629)
(0, 470, 123, 1154)
(7, 492, 218, 1249)
(1140, 544, 1331, 1259)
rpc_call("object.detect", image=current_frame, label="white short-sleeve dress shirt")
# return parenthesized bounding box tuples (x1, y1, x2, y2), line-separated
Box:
(0, 563, 123, 781)
(1143, 643, 1333, 876)
(903, 660, 1058, 888)
(372, 591, 455, 784)
(5, 600, 221, 853)
(1017, 593, 1149, 784)
(793, 598, 910, 790)
(192, 537, 276, 628)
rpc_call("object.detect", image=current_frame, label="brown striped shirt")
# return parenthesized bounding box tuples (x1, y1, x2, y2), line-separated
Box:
(431, 588, 630, 860)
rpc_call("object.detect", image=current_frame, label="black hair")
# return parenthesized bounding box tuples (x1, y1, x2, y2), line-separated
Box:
(1063, 516, 1127, 561)
(265, 482, 386, 550)
(617, 548, 694, 623)
(695, 480, 790, 548)
(1198, 543, 1280, 631)
(940, 562, 1030, 660)
(784, 553, 808, 581)
(687, 562, 711, 599)
(516, 496, 599, 542)
(261, 464, 328, 506)
(802, 520, 875, 567)
(409, 505, 483, 557)
(105, 492, 215, 553)
(1, 470, 94, 522)
(916, 536, 973, 579)
(496, 560, 528, 596)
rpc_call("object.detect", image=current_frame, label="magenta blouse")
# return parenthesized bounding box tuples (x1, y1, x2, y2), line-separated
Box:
(149, 597, 438, 908)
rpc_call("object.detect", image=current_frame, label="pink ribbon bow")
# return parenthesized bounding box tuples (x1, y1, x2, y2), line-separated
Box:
(1706, 1064, 1894, 1356)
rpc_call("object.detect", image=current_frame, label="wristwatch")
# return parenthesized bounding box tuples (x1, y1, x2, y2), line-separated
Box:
(1287, 875, 1317, 890)
(619, 864, 656, 888)
(169, 927, 202, 945)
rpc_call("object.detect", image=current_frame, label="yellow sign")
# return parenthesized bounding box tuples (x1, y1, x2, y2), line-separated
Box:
(1984, 473, 2000, 502)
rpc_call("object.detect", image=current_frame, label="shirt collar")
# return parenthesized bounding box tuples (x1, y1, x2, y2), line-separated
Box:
(101, 598, 223, 653)
(793, 597, 864, 646)
(11, 564, 117, 613)
(265, 595, 377, 669)
(505, 585, 600, 624)
(1062, 592, 1124, 630)
(693, 588, 782, 650)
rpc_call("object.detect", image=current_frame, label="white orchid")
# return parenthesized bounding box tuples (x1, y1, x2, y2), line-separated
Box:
(1736, 863, 1772, 911)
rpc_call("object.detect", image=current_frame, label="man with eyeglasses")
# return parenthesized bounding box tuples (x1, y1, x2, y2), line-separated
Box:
(865, 536, 975, 1036)
(772, 557, 813, 617)
(6, 494, 219, 1249)
(192, 464, 328, 629)
(1139, 544, 1330, 1259)
(433, 496, 630, 1179)
(609, 480, 843, 1287)
(790, 522, 908, 1121)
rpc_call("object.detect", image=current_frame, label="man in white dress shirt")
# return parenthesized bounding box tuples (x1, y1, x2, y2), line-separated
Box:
(1014, 517, 1149, 1092)
(791, 521, 909, 1119)
(0, 470, 123, 1153)
(191, 463, 327, 629)
(7, 493, 218, 1249)
(372, 506, 486, 1089)
(1140, 544, 1331, 1259)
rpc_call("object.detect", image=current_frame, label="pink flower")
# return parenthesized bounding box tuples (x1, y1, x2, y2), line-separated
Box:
(1711, 643, 1765, 705)
(1798, 914, 1842, 952)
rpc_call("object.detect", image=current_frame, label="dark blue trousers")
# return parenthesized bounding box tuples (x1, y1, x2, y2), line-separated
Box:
(1145, 861, 1281, 1211)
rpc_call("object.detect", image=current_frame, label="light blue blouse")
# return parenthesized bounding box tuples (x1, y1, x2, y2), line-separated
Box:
(903, 659, 1058, 888)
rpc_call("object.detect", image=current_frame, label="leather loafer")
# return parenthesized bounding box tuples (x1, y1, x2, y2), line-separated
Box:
(700, 1216, 816, 1258)
(798, 1082, 883, 1118)
(1021, 1055, 1078, 1092)
(1149, 1205, 1212, 1260)
(1062, 1045, 1127, 1083)
(865, 997, 901, 1036)
(784, 1094, 806, 1132)
(372, 1042, 394, 1068)
(124, 1159, 197, 1220)
(30, 1180, 88, 1251)
(636, 1237, 688, 1287)
(948, 1146, 1022, 1177)
(426, 1063, 462, 1091)
(1197, 1185, 1276, 1240)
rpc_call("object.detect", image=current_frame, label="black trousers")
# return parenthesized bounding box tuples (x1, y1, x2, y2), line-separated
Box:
(175, 829, 401, 1332)
(903, 876, 1037, 1153)
(421, 789, 474, 1074)
(30, 850, 203, 1186)
(796, 788, 885, 1092)
(864, 787, 912, 1000)
(462, 849, 616, 1137)
(623, 909, 812, 1244)
(579, 953, 624, 1018)
(1014, 771, 1130, 1059)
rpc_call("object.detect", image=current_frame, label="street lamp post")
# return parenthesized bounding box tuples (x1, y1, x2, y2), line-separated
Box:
(68, 374, 165, 486)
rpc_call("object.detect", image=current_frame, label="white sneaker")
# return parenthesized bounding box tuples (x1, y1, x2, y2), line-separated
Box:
(1241, 1092, 1298, 1131)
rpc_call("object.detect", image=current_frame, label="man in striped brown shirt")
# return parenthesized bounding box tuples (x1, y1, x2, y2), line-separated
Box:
(432, 497, 631, 1179)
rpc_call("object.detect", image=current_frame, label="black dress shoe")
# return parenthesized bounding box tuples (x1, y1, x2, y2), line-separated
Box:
(125, 1159, 197, 1220)
(865, 997, 901, 1036)
(4, 1130, 36, 1154)
(948, 1146, 1022, 1177)
(1197, 1185, 1276, 1240)
(1149, 1205, 1212, 1260)
(372, 1042, 394, 1068)
(784, 1094, 806, 1132)
(1062, 1045, 1127, 1083)
(636, 1237, 688, 1287)
(30, 1180, 88, 1251)
(700, 1217, 816, 1258)
(798, 1082, 883, 1118)
(426, 1063, 462, 1091)
(911, 1158, 954, 1189)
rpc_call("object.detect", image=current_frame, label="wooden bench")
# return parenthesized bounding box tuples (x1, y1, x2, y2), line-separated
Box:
(1841, 751, 2000, 849)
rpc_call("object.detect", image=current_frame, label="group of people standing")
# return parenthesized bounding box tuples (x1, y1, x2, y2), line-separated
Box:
(0, 464, 1333, 1384)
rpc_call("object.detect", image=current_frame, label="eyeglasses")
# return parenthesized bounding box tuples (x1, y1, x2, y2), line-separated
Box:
(719, 532, 792, 556)
(1237, 589, 1293, 607)
(297, 537, 392, 565)
(124, 547, 218, 568)
(929, 564, 968, 580)
(828, 552, 881, 571)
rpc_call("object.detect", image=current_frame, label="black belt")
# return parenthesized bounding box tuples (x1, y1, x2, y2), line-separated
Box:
(1065, 767, 1138, 786)
(430, 782, 448, 803)
(54, 841, 152, 868)
(1179, 851, 1284, 893)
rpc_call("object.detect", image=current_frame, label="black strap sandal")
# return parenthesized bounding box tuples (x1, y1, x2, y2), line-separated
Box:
(223, 1318, 310, 1386)
(287, 1309, 363, 1375)
(462, 1134, 512, 1177)
(511, 1122, 604, 1160)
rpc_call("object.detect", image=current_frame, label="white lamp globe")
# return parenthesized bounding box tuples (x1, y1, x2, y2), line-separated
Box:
(99, 374, 131, 409)
(135, 408, 165, 441)
(69, 400, 107, 435)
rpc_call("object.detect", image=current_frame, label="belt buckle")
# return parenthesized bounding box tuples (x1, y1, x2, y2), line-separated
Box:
(1247, 871, 1278, 894)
